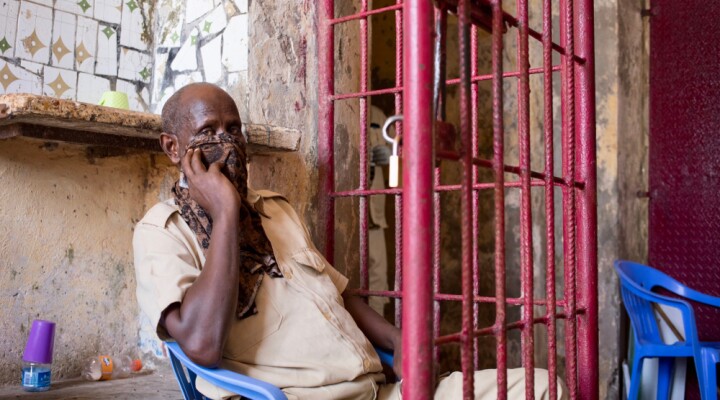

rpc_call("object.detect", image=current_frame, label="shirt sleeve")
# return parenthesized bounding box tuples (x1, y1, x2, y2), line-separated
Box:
(133, 221, 200, 340)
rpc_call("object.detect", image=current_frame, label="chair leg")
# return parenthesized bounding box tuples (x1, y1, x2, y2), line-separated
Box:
(698, 348, 719, 400)
(657, 357, 674, 400)
(628, 355, 644, 400)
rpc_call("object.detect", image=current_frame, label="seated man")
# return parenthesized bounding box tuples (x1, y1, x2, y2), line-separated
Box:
(133, 83, 564, 400)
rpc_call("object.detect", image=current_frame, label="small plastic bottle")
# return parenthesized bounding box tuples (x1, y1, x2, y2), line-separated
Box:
(21, 361, 51, 392)
(82, 355, 142, 381)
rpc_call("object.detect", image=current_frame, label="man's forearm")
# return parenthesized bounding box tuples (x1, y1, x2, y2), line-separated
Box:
(163, 213, 240, 366)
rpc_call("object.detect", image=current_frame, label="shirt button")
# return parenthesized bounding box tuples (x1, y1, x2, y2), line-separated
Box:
(363, 359, 371, 371)
(284, 270, 293, 279)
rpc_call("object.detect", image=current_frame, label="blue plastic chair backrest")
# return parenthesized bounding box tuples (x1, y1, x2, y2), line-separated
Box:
(615, 260, 694, 345)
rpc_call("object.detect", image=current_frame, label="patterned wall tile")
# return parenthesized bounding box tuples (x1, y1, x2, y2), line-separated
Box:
(27, 0, 53, 6)
(118, 47, 151, 82)
(95, 24, 118, 76)
(0, 57, 41, 94)
(93, 0, 121, 24)
(116, 79, 147, 112)
(15, 2, 52, 63)
(20, 59, 43, 74)
(51, 11, 76, 70)
(76, 72, 110, 104)
(157, 10, 183, 48)
(185, 0, 213, 23)
(75, 16, 98, 73)
(151, 51, 168, 103)
(55, 0, 95, 16)
(222, 14, 247, 72)
(43, 66, 77, 100)
(0, 0, 19, 58)
(198, 5, 226, 38)
(120, 0, 150, 51)
(174, 71, 202, 89)
(170, 27, 198, 72)
(201, 35, 221, 83)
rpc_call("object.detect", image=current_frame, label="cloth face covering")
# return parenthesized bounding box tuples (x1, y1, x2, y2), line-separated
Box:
(172, 132, 282, 319)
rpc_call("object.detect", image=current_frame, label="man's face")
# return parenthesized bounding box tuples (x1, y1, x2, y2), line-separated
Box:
(174, 86, 246, 163)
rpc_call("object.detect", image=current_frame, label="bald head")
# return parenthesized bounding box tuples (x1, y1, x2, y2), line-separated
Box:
(159, 83, 244, 165)
(161, 83, 238, 136)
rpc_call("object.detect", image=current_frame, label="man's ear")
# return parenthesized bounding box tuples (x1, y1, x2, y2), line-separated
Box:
(159, 132, 181, 164)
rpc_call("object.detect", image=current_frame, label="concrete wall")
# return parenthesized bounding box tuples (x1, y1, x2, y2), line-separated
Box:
(0, 138, 173, 385)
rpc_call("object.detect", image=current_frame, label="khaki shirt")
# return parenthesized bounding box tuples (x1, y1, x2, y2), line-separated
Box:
(133, 190, 383, 399)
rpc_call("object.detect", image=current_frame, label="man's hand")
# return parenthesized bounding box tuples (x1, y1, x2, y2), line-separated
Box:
(181, 148, 240, 219)
(392, 334, 402, 379)
(371, 145, 391, 166)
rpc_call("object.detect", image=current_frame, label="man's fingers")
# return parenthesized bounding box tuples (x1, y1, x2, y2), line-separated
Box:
(181, 149, 194, 176)
(208, 161, 222, 174)
(190, 148, 207, 172)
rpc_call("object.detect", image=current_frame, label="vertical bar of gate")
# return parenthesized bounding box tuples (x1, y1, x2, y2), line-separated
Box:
(318, 0, 335, 264)
(491, 0, 508, 398)
(560, 0, 578, 397)
(470, 23, 480, 372)
(393, 0, 404, 329)
(541, 0, 558, 397)
(575, 0, 598, 397)
(359, 0, 370, 294)
(457, 0, 474, 397)
(402, 0, 435, 398)
(515, 0, 535, 397)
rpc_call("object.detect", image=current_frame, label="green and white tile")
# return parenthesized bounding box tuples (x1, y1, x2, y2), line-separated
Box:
(198, 5, 227, 37)
(15, 2, 52, 63)
(118, 47, 151, 82)
(120, 0, 149, 51)
(171, 27, 198, 72)
(0, 0, 19, 58)
(56, 0, 94, 16)
(185, 0, 213, 23)
(116, 79, 149, 112)
(95, 24, 118, 76)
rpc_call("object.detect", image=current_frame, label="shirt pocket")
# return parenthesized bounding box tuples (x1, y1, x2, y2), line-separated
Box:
(223, 285, 283, 359)
(291, 247, 327, 273)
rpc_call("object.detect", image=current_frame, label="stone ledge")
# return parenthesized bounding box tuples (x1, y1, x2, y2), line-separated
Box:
(0, 94, 301, 154)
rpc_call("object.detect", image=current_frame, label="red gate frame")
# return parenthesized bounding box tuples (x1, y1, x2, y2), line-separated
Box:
(317, 0, 597, 399)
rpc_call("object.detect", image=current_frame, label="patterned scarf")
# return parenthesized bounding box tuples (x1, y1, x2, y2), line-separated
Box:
(172, 132, 282, 319)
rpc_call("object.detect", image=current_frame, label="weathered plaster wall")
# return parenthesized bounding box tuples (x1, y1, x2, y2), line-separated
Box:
(0, 138, 173, 385)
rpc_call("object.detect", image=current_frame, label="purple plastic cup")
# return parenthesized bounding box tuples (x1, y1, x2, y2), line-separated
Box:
(22, 320, 55, 364)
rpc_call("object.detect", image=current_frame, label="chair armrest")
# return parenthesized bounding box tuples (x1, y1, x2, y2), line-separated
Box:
(165, 341, 287, 400)
(374, 346, 394, 366)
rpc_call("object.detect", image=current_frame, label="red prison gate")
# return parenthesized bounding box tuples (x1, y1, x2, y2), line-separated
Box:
(317, 0, 597, 399)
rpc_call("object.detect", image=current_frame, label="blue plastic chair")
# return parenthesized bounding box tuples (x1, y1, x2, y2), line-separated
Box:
(166, 341, 395, 400)
(615, 260, 720, 400)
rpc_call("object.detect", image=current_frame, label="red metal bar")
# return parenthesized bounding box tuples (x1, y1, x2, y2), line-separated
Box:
(470, 22, 481, 372)
(575, 0, 598, 397)
(457, 0, 475, 397)
(541, 0, 558, 397)
(560, 0, 578, 397)
(437, 314, 573, 344)
(515, 0, 535, 397)
(317, 0, 335, 264)
(491, 0, 508, 398)
(446, 65, 562, 85)
(359, 0, 370, 294)
(329, 3, 404, 25)
(394, 0, 404, 330)
(331, 87, 403, 101)
(402, 0, 435, 398)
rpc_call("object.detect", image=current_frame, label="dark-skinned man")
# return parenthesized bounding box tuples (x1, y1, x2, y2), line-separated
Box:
(134, 83, 563, 399)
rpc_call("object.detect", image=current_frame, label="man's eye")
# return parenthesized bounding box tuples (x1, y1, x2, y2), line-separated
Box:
(229, 126, 242, 134)
(370, 123, 381, 129)
(200, 128, 213, 135)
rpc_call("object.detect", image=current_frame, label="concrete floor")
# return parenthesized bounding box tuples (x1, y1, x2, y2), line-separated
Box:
(0, 365, 182, 399)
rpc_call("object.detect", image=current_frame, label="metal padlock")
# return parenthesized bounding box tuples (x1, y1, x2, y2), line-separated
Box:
(382, 115, 403, 188)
